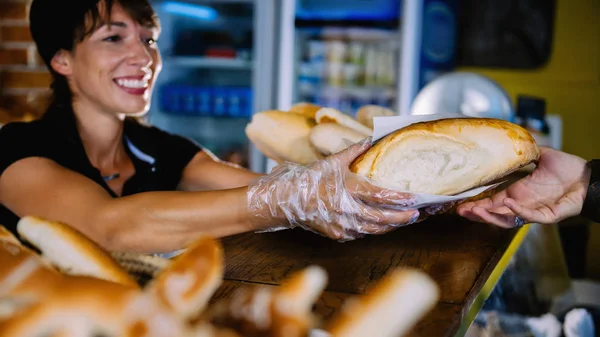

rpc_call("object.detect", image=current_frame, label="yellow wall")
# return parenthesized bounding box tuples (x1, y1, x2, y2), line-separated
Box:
(459, 0, 600, 161)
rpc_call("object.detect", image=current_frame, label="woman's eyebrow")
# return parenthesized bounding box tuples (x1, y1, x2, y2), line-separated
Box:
(101, 21, 128, 29)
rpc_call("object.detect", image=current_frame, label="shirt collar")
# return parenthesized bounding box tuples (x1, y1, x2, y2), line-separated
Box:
(42, 106, 157, 172)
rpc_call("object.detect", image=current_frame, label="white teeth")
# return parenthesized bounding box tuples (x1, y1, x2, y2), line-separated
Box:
(116, 78, 148, 89)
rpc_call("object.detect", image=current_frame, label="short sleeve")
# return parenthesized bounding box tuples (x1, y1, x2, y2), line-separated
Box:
(153, 127, 203, 172)
(0, 122, 54, 178)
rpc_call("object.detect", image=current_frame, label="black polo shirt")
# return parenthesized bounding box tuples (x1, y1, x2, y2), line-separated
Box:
(0, 107, 202, 235)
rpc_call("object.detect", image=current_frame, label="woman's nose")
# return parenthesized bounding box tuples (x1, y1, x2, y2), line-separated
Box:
(128, 39, 153, 68)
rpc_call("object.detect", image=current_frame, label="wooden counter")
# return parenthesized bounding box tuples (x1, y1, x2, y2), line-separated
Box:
(210, 214, 530, 337)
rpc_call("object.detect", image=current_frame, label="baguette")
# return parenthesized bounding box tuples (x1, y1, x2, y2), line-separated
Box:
(246, 110, 323, 165)
(209, 265, 327, 337)
(16, 216, 138, 287)
(325, 268, 439, 337)
(0, 276, 190, 337)
(356, 105, 396, 129)
(0, 225, 63, 319)
(309, 123, 367, 156)
(146, 235, 224, 321)
(315, 108, 373, 137)
(350, 118, 539, 195)
(288, 102, 322, 120)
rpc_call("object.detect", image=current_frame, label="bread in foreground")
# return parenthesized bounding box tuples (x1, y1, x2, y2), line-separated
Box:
(350, 118, 540, 195)
(325, 268, 439, 337)
(16, 216, 138, 287)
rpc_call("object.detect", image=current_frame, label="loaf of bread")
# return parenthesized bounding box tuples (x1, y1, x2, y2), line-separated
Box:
(1, 216, 441, 337)
(146, 235, 224, 321)
(356, 105, 396, 129)
(16, 216, 138, 287)
(309, 123, 368, 156)
(325, 268, 439, 337)
(0, 226, 64, 319)
(208, 265, 327, 337)
(315, 108, 373, 137)
(288, 102, 322, 120)
(245, 110, 323, 165)
(350, 118, 540, 195)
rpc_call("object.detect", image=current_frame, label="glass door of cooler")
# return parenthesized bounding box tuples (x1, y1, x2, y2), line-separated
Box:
(279, 0, 403, 118)
(148, 0, 277, 173)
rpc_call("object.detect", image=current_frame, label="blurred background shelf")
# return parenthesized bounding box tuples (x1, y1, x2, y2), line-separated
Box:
(164, 56, 253, 70)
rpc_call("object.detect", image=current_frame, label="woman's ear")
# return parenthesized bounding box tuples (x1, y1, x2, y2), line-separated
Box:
(50, 50, 72, 76)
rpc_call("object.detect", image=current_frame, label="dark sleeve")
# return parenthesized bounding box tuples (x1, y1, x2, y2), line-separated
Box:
(0, 122, 53, 178)
(581, 159, 600, 223)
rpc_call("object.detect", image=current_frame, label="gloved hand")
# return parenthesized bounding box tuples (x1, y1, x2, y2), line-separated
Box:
(247, 139, 421, 241)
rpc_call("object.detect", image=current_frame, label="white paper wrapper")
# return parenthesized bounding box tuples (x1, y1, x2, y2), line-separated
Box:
(369, 113, 500, 210)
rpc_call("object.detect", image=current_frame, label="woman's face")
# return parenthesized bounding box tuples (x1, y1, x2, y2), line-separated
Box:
(62, 2, 162, 117)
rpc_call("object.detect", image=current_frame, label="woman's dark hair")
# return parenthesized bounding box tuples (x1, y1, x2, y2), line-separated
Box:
(29, 0, 159, 113)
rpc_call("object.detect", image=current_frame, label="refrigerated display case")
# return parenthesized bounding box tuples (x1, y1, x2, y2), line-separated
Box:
(275, 0, 459, 116)
(147, 0, 278, 173)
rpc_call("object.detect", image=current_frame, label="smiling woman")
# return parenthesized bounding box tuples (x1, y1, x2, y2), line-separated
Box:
(0, 0, 420, 254)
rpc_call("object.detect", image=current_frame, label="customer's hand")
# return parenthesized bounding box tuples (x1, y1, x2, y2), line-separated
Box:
(457, 147, 591, 227)
(247, 139, 420, 241)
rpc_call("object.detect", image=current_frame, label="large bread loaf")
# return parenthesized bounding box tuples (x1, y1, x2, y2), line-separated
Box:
(350, 118, 540, 195)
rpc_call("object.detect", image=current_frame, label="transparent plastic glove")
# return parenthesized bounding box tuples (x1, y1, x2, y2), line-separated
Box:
(247, 139, 420, 241)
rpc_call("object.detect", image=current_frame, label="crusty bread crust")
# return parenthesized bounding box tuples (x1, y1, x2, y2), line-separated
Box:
(16, 216, 138, 287)
(146, 235, 224, 321)
(0, 227, 19, 244)
(288, 102, 322, 120)
(309, 123, 367, 156)
(315, 108, 373, 137)
(325, 268, 439, 337)
(350, 118, 539, 195)
(0, 229, 63, 319)
(245, 110, 323, 165)
(356, 105, 396, 129)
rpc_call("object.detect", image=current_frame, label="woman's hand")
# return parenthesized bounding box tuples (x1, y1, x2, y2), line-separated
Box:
(247, 139, 420, 241)
(457, 147, 591, 227)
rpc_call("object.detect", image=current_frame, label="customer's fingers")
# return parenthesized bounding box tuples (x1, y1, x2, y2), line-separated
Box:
(471, 207, 519, 229)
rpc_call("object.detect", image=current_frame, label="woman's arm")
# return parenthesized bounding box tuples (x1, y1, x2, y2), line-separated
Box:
(178, 151, 264, 191)
(0, 142, 421, 254)
(0, 157, 265, 254)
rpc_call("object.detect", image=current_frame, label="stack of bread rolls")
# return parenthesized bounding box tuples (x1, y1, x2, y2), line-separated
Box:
(245, 103, 396, 165)
(0, 216, 440, 337)
(247, 104, 540, 200)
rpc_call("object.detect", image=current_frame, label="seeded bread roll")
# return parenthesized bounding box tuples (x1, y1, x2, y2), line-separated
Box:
(350, 118, 540, 195)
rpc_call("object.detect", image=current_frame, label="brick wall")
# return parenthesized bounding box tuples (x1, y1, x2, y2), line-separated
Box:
(0, 0, 50, 124)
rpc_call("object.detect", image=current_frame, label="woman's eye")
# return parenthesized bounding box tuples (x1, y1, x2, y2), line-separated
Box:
(104, 35, 122, 42)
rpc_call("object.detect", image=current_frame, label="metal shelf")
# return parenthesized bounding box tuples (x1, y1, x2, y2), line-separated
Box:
(165, 56, 253, 70)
